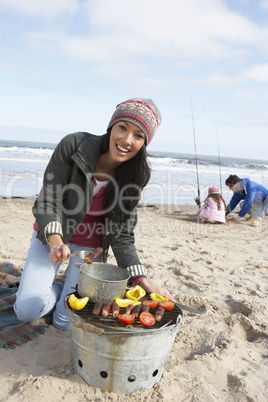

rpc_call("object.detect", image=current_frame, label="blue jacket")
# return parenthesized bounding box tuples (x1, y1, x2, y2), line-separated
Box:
(226, 178, 268, 217)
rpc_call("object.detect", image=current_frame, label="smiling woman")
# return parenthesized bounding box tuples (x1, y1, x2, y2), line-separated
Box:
(13, 98, 174, 332)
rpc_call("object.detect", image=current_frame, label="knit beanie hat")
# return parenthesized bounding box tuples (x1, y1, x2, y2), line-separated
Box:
(107, 98, 161, 145)
(208, 185, 220, 194)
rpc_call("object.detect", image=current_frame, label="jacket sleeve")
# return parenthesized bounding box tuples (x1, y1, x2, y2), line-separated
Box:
(238, 180, 256, 217)
(226, 193, 242, 216)
(108, 208, 148, 280)
(32, 134, 78, 244)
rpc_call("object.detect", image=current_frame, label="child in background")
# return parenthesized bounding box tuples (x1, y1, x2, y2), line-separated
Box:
(198, 186, 226, 224)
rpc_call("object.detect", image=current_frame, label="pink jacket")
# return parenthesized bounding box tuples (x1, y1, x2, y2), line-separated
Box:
(198, 197, 226, 223)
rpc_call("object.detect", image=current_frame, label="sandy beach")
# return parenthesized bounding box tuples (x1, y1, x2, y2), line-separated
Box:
(0, 197, 267, 401)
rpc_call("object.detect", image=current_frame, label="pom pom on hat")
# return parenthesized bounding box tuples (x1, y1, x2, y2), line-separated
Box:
(107, 98, 161, 145)
(208, 185, 220, 194)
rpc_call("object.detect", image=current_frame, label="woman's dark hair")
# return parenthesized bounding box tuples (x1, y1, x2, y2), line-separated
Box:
(225, 175, 240, 186)
(100, 129, 151, 222)
(208, 193, 227, 211)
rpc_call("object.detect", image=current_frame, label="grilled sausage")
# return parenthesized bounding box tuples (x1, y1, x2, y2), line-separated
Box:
(154, 306, 165, 321)
(102, 302, 112, 316)
(125, 304, 134, 315)
(93, 300, 103, 315)
(132, 304, 142, 318)
(85, 247, 103, 264)
(112, 302, 120, 317)
(141, 305, 150, 313)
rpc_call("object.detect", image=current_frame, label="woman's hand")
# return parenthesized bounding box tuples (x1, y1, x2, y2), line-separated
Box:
(138, 278, 174, 301)
(47, 234, 70, 265)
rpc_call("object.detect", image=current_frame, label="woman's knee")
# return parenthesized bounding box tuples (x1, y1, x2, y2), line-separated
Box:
(14, 295, 48, 323)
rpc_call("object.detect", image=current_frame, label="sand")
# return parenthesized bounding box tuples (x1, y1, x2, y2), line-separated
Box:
(0, 197, 267, 401)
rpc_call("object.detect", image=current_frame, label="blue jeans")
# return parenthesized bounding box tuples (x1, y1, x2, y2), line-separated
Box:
(240, 195, 268, 221)
(14, 231, 102, 331)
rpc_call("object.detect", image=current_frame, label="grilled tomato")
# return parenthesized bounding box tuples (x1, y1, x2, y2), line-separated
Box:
(142, 300, 158, 309)
(117, 314, 135, 325)
(139, 311, 156, 327)
(159, 301, 175, 311)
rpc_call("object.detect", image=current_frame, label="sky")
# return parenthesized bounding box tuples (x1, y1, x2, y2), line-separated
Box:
(0, 0, 268, 159)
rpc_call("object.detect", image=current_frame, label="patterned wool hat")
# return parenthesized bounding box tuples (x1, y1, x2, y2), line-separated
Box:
(107, 98, 161, 145)
(208, 185, 220, 194)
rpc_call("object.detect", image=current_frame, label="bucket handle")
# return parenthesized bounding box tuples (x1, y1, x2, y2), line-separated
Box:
(74, 320, 104, 336)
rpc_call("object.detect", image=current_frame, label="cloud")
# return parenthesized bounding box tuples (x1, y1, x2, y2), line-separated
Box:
(260, 0, 268, 10)
(242, 63, 268, 81)
(0, 0, 77, 20)
(10, 0, 266, 69)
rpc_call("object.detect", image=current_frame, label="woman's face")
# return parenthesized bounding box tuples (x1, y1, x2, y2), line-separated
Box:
(109, 121, 146, 163)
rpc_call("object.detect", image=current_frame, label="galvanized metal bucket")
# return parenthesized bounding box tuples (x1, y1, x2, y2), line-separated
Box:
(66, 302, 183, 395)
(77, 262, 130, 303)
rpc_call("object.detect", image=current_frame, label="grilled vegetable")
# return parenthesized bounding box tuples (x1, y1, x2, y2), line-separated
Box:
(68, 294, 89, 310)
(117, 314, 135, 326)
(126, 285, 146, 301)
(142, 300, 158, 309)
(150, 292, 168, 302)
(114, 298, 141, 308)
(159, 301, 174, 311)
(139, 311, 156, 327)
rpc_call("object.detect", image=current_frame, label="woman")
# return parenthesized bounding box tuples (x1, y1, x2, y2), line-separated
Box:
(14, 98, 173, 331)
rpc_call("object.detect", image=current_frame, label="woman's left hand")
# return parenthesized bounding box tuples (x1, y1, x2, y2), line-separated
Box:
(138, 278, 174, 301)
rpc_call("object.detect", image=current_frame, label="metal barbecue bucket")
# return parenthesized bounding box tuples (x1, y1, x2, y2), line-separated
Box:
(65, 299, 183, 394)
(77, 262, 130, 303)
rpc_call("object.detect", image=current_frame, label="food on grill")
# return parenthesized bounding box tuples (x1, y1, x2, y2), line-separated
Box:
(102, 302, 112, 316)
(93, 300, 103, 315)
(159, 301, 175, 311)
(68, 294, 89, 310)
(154, 306, 165, 321)
(126, 285, 146, 301)
(131, 304, 142, 318)
(140, 304, 150, 313)
(85, 247, 103, 264)
(125, 304, 134, 315)
(112, 302, 120, 317)
(117, 313, 135, 326)
(150, 292, 168, 302)
(142, 300, 158, 309)
(139, 311, 156, 327)
(114, 298, 141, 308)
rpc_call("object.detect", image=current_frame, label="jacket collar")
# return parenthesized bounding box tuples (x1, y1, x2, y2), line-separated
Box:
(72, 133, 107, 173)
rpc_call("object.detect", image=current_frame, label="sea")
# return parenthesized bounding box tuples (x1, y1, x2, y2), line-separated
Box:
(0, 139, 267, 206)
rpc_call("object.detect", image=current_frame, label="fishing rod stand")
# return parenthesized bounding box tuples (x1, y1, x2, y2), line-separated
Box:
(194, 196, 201, 209)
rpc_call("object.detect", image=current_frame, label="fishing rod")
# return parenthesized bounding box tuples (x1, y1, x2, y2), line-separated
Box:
(216, 128, 223, 195)
(190, 99, 201, 208)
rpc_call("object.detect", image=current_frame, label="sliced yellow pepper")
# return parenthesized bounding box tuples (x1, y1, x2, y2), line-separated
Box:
(68, 294, 89, 310)
(126, 285, 146, 301)
(150, 293, 168, 302)
(114, 298, 141, 308)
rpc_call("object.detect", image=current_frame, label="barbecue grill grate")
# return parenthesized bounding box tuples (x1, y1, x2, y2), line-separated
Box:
(67, 291, 183, 332)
